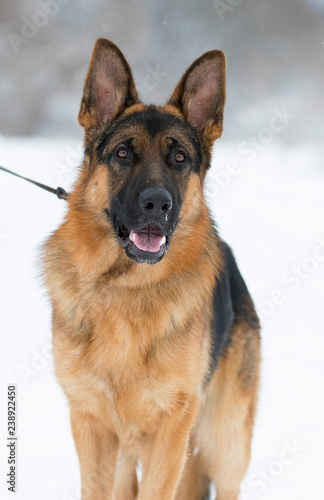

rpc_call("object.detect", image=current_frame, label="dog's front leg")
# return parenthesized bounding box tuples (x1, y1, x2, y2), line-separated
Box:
(70, 407, 119, 500)
(138, 395, 199, 500)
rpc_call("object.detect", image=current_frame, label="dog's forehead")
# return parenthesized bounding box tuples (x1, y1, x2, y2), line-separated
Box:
(97, 105, 201, 156)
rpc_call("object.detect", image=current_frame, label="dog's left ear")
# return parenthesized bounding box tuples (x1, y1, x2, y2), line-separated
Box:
(169, 50, 226, 145)
(78, 38, 140, 134)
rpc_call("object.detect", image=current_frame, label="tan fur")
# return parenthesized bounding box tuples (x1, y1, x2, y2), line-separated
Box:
(43, 39, 260, 500)
(181, 322, 261, 499)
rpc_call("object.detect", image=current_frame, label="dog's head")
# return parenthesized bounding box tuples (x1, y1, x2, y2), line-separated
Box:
(75, 38, 226, 265)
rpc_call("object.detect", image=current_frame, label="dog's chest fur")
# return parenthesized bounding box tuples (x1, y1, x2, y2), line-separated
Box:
(51, 270, 211, 442)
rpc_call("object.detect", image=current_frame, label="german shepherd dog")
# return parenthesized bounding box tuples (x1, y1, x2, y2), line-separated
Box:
(43, 39, 260, 500)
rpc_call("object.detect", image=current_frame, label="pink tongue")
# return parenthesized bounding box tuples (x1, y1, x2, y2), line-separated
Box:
(130, 226, 164, 252)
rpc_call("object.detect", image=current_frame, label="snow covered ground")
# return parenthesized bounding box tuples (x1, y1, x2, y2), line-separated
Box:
(0, 135, 323, 499)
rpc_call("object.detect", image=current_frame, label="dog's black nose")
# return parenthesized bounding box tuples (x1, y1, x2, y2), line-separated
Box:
(139, 187, 173, 216)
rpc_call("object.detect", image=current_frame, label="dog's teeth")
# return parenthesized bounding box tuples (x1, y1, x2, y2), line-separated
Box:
(161, 236, 166, 246)
(129, 231, 135, 242)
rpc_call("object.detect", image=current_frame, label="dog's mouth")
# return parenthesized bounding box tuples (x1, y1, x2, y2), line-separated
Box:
(116, 220, 170, 264)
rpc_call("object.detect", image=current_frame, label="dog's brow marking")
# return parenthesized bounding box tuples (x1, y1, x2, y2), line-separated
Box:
(98, 129, 137, 160)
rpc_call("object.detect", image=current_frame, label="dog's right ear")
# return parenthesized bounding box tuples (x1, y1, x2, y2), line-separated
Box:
(78, 38, 140, 134)
(168, 50, 226, 146)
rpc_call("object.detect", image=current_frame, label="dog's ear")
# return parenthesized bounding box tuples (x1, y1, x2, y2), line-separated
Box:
(78, 38, 140, 133)
(169, 50, 226, 144)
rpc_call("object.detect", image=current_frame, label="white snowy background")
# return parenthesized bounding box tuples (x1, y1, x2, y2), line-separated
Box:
(1, 0, 324, 498)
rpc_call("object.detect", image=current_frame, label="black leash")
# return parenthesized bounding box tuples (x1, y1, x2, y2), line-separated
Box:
(0, 165, 68, 200)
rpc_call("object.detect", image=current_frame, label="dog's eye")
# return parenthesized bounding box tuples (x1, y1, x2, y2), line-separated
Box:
(116, 148, 129, 159)
(174, 152, 186, 163)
